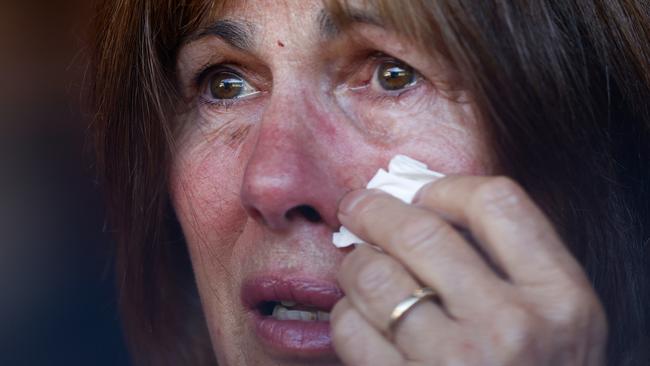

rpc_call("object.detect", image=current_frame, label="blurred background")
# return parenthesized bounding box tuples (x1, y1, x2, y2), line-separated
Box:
(1, 1, 130, 365)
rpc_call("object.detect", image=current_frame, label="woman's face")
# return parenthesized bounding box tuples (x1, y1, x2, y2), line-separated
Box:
(172, 1, 491, 364)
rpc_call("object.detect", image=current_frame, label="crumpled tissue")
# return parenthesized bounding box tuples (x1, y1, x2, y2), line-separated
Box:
(332, 155, 445, 248)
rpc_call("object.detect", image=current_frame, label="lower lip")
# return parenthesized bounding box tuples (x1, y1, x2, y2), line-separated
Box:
(252, 312, 334, 357)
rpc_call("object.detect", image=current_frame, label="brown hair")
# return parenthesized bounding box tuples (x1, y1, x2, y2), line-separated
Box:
(90, 1, 219, 365)
(89, 0, 650, 365)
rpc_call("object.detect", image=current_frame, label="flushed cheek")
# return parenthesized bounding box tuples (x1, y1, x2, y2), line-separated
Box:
(338, 90, 491, 174)
(170, 103, 265, 249)
(407, 99, 492, 174)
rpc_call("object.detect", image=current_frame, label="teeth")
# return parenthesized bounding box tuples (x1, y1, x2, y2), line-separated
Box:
(280, 301, 297, 307)
(272, 304, 286, 318)
(317, 311, 330, 321)
(271, 304, 330, 322)
(286, 310, 303, 320)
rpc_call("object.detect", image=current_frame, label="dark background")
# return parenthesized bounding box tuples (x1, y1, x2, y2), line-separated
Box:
(1, 1, 130, 365)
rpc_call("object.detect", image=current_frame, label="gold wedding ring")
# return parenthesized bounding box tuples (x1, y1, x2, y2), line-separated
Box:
(388, 287, 439, 337)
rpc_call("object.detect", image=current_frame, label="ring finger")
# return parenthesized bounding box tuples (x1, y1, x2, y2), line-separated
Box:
(331, 298, 404, 366)
(338, 244, 454, 357)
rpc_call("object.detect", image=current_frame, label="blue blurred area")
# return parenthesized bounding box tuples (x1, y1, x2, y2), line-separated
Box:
(0, 1, 131, 365)
(0, 129, 130, 366)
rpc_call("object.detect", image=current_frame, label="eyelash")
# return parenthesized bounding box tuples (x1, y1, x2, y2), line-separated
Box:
(193, 63, 258, 110)
(198, 96, 239, 110)
(325, 54, 424, 111)
(190, 53, 424, 110)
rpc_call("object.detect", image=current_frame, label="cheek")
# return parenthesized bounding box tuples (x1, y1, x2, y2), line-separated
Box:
(410, 99, 492, 174)
(339, 89, 492, 174)
(169, 141, 248, 262)
(170, 101, 266, 249)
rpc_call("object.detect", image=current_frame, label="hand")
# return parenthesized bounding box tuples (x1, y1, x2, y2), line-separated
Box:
(331, 176, 607, 365)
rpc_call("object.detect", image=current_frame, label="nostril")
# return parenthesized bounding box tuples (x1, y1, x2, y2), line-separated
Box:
(286, 205, 322, 223)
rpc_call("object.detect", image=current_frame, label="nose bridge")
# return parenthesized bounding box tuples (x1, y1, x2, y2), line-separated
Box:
(252, 86, 314, 167)
(240, 87, 342, 232)
(261, 83, 311, 138)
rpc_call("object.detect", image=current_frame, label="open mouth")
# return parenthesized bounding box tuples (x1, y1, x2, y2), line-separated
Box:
(258, 300, 331, 321)
(242, 276, 343, 356)
(242, 276, 342, 316)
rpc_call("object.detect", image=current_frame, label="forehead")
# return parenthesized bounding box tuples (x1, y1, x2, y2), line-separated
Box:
(213, 0, 324, 42)
(192, 0, 380, 50)
(219, 0, 323, 19)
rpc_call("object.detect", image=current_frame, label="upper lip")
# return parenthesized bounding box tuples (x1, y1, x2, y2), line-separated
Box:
(242, 275, 343, 313)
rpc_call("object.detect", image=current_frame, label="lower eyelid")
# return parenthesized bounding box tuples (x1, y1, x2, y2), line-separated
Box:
(200, 80, 258, 100)
(371, 76, 423, 96)
(198, 90, 263, 110)
(371, 80, 431, 106)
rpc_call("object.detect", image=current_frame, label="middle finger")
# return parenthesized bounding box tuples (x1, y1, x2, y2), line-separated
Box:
(339, 244, 451, 354)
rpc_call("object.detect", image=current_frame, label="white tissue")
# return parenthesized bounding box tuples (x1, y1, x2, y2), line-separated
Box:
(332, 155, 445, 248)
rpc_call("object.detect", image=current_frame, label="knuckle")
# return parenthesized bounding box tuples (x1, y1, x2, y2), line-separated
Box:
(394, 215, 450, 255)
(357, 194, 393, 223)
(555, 288, 607, 333)
(355, 256, 398, 298)
(562, 290, 593, 320)
(331, 305, 360, 344)
(474, 177, 525, 215)
(492, 304, 542, 356)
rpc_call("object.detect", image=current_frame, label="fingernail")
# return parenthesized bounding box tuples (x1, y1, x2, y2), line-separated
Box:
(338, 189, 374, 216)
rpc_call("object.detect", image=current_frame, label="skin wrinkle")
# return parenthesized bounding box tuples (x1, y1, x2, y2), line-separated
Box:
(171, 121, 245, 297)
(345, 23, 463, 101)
(195, 19, 257, 51)
(175, 169, 236, 287)
(198, 119, 250, 152)
(88, 0, 650, 363)
(327, 24, 478, 151)
(177, 177, 249, 366)
(171, 1, 492, 364)
(174, 189, 234, 346)
(175, 74, 259, 157)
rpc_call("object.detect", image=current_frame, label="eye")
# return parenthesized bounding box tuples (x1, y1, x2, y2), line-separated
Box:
(373, 60, 417, 91)
(203, 69, 258, 101)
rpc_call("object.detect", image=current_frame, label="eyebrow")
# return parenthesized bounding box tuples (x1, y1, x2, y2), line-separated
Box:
(193, 19, 255, 51)
(317, 8, 385, 39)
(189, 9, 383, 49)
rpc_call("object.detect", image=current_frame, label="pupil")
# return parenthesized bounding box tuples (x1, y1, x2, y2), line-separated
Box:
(211, 73, 244, 99)
(379, 63, 414, 91)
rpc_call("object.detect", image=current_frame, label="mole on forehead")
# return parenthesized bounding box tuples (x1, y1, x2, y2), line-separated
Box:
(190, 4, 384, 50)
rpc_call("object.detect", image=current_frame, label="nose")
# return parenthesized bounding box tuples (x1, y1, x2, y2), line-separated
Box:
(240, 93, 344, 232)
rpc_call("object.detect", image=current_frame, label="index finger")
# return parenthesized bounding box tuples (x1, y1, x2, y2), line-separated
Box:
(413, 176, 588, 286)
(337, 189, 502, 311)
